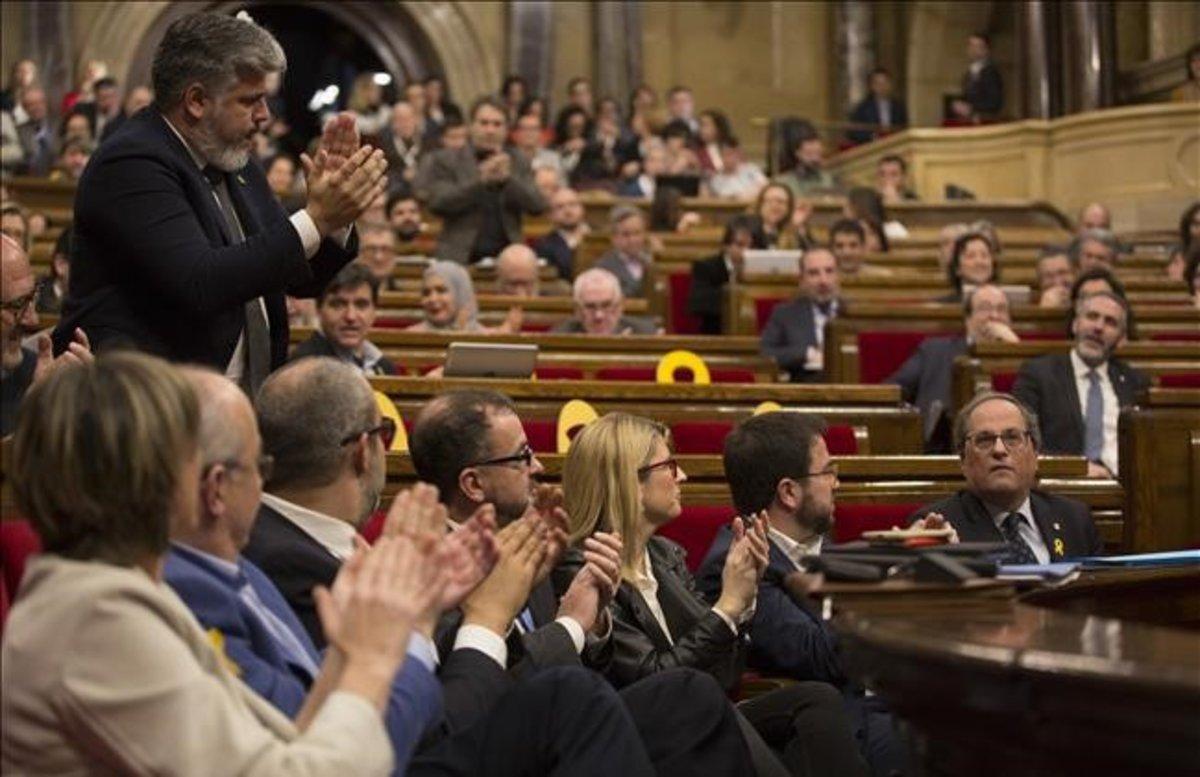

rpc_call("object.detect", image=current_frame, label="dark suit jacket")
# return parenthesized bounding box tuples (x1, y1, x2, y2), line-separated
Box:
(595, 249, 649, 298)
(601, 536, 747, 692)
(847, 97, 909, 144)
(53, 107, 355, 369)
(532, 230, 575, 281)
(416, 144, 545, 264)
(615, 176, 649, 198)
(908, 489, 1102, 559)
(1010, 352, 1149, 460)
(962, 61, 1004, 117)
(886, 335, 968, 451)
(696, 526, 843, 686)
(687, 254, 730, 335)
(289, 331, 397, 375)
(15, 119, 54, 176)
(760, 297, 840, 383)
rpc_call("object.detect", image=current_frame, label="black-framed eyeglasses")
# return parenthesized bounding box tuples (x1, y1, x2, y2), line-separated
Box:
(965, 429, 1031, 453)
(638, 457, 680, 479)
(340, 417, 398, 449)
(472, 442, 536, 469)
(796, 463, 839, 479)
(1, 279, 42, 316)
(208, 454, 274, 481)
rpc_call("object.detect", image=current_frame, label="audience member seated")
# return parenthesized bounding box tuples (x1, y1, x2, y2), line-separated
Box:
(888, 284, 1019, 452)
(575, 111, 635, 189)
(417, 96, 546, 264)
(533, 163, 564, 203)
(660, 119, 700, 175)
(698, 110, 767, 198)
(875, 154, 917, 203)
(761, 247, 841, 383)
(1012, 291, 1149, 478)
(829, 219, 890, 277)
(512, 111, 561, 174)
(1, 234, 91, 436)
(35, 226, 72, 314)
(554, 105, 592, 180)
(15, 85, 54, 176)
(553, 268, 658, 335)
(423, 75, 463, 134)
(1, 352, 418, 775)
(848, 68, 909, 145)
(1035, 246, 1075, 308)
(773, 121, 838, 197)
(0, 59, 36, 113)
(754, 182, 813, 250)
(649, 186, 702, 234)
(699, 411, 905, 776)
(0, 202, 28, 253)
(561, 413, 871, 777)
(843, 188, 890, 252)
(943, 230, 999, 302)
(387, 187, 434, 254)
(264, 153, 303, 213)
(533, 187, 591, 281)
(665, 85, 699, 134)
(1076, 202, 1111, 234)
(379, 101, 427, 189)
(354, 221, 401, 292)
(407, 260, 519, 334)
(495, 243, 565, 298)
(911, 392, 1102, 561)
(290, 264, 396, 376)
(1068, 228, 1119, 273)
(952, 32, 1003, 122)
(596, 205, 652, 298)
(60, 111, 94, 146)
(937, 222, 970, 275)
(688, 215, 762, 335)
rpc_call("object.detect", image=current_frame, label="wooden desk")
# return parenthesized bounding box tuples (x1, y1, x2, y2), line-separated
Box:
(827, 565, 1200, 775)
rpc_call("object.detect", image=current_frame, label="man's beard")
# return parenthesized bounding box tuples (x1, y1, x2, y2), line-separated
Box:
(356, 454, 386, 527)
(494, 495, 531, 526)
(194, 112, 251, 172)
(797, 492, 834, 537)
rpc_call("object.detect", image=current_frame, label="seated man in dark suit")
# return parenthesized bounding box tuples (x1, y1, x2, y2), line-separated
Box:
(1012, 291, 1149, 478)
(687, 215, 762, 334)
(595, 205, 652, 298)
(912, 392, 1103, 561)
(847, 69, 908, 145)
(760, 247, 841, 382)
(532, 186, 591, 281)
(887, 283, 1020, 452)
(290, 263, 396, 376)
(552, 268, 659, 335)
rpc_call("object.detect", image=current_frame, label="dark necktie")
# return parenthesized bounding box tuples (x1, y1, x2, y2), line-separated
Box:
(999, 513, 1038, 565)
(204, 165, 271, 394)
(1084, 370, 1104, 463)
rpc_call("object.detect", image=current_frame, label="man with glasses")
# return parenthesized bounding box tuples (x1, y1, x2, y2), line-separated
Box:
(1, 234, 91, 435)
(911, 392, 1102, 562)
(700, 410, 903, 776)
(552, 267, 659, 335)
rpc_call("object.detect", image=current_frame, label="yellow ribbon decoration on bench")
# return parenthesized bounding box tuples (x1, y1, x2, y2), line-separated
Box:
(656, 350, 711, 385)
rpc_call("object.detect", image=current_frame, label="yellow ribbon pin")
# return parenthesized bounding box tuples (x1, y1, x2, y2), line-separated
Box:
(207, 628, 242, 677)
(1053, 538, 1065, 558)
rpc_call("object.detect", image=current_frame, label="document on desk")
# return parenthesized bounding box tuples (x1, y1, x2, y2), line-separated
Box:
(996, 562, 1081, 584)
(1080, 550, 1200, 567)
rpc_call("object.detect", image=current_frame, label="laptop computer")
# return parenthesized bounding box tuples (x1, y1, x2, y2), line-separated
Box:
(443, 342, 538, 379)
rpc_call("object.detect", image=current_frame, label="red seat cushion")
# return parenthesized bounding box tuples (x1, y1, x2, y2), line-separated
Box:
(523, 419, 557, 453)
(823, 425, 859, 455)
(1160, 373, 1200, 388)
(710, 368, 757, 383)
(595, 367, 655, 381)
(671, 422, 733, 454)
(669, 271, 703, 335)
(832, 503, 925, 543)
(754, 298, 787, 332)
(857, 331, 933, 384)
(658, 506, 735, 571)
(0, 520, 42, 598)
(534, 367, 585, 380)
(595, 366, 755, 384)
(991, 372, 1018, 393)
(1152, 332, 1200, 342)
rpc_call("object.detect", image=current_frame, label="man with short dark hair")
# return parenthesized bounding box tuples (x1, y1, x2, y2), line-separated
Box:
(688, 215, 762, 334)
(773, 125, 837, 197)
(416, 96, 546, 264)
(665, 85, 697, 134)
(54, 11, 385, 396)
(760, 247, 842, 382)
(1012, 291, 1149, 477)
(910, 392, 1102, 560)
(847, 69, 908, 145)
(828, 218, 890, 277)
(532, 186, 591, 281)
(956, 32, 1003, 120)
(874, 154, 917, 202)
(595, 205, 651, 297)
(1036, 246, 1075, 307)
(290, 263, 395, 375)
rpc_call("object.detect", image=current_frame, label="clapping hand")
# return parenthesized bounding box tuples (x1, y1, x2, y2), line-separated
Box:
(526, 484, 570, 585)
(555, 531, 624, 635)
(461, 518, 547, 636)
(33, 328, 92, 386)
(301, 145, 389, 236)
(315, 112, 360, 174)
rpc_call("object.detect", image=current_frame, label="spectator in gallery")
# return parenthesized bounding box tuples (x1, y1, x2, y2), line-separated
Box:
(290, 263, 396, 376)
(264, 153, 303, 213)
(665, 85, 698, 134)
(72, 76, 123, 142)
(953, 31, 1003, 122)
(754, 182, 814, 250)
(533, 186, 592, 281)
(1076, 202, 1112, 234)
(847, 68, 908, 145)
(553, 268, 659, 336)
(0, 59, 37, 113)
(406, 260, 520, 334)
(1035, 246, 1075, 308)
(616, 140, 666, 199)
(760, 247, 842, 383)
(353, 221, 400, 292)
(423, 74, 463, 132)
(688, 215, 764, 334)
(513, 112, 562, 174)
(344, 72, 390, 139)
(378, 101, 427, 188)
(773, 122, 838, 198)
(500, 74, 528, 125)
(660, 119, 700, 175)
(875, 154, 918, 203)
(943, 230, 999, 302)
(1068, 228, 1120, 273)
(595, 205, 653, 298)
(626, 83, 658, 131)
(15, 86, 55, 176)
(566, 76, 596, 116)
(554, 104, 593, 180)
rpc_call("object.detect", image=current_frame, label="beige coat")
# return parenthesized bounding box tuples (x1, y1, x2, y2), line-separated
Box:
(1, 555, 391, 776)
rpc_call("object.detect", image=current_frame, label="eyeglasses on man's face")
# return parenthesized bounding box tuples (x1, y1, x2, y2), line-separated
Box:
(796, 462, 839, 479)
(340, 417, 398, 449)
(472, 442, 537, 469)
(965, 429, 1031, 453)
(0, 279, 42, 317)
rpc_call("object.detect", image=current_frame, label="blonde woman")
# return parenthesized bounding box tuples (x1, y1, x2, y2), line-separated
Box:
(561, 413, 869, 777)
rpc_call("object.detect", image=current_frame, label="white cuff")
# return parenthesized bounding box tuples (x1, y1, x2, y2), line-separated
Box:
(711, 606, 740, 636)
(453, 623, 508, 669)
(406, 632, 439, 671)
(290, 209, 321, 259)
(555, 616, 586, 654)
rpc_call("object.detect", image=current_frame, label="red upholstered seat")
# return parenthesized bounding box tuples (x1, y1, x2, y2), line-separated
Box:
(991, 372, 1018, 393)
(710, 368, 757, 383)
(1151, 332, 1200, 342)
(594, 366, 755, 384)
(671, 423, 861, 455)
(520, 322, 553, 332)
(754, 298, 787, 332)
(1021, 331, 1067, 341)
(534, 367, 585, 380)
(523, 419, 557, 453)
(0, 520, 42, 599)
(832, 503, 924, 543)
(1160, 373, 1200, 388)
(856, 331, 933, 384)
(658, 506, 735, 571)
(668, 271, 702, 335)
(822, 425, 859, 455)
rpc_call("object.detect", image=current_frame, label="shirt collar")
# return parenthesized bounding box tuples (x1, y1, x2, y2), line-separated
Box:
(982, 495, 1034, 531)
(325, 332, 384, 372)
(161, 114, 207, 170)
(170, 541, 242, 582)
(1070, 348, 1108, 380)
(261, 492, 359, 561)
(768, 527, 822, 570)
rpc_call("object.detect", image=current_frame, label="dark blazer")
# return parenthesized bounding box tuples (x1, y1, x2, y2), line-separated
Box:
(595, 249, 649, 298)
(532, 230, 575, 281)
(601, 536, 747, 692)
(760, 297, 840, 383)
(1010, 352, 1149, 460)
(53, 107, 355, 369)
(696, 526, 843, 685)
(550, 315, 659, 335)
(98, 111, 128, 143)
(415, 144, 545, 264)
(615, 176, 650, 198)
(289, 330, 397, 375)
(847, 97, 909, 144)
(687, 254, 730, 335)
(886, 335, 969, 451)
(908, 489, 1102, 559)
(962, 61, 1004, 117)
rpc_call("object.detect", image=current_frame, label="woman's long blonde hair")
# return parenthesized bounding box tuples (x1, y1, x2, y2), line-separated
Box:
(562, 413, 668, 576)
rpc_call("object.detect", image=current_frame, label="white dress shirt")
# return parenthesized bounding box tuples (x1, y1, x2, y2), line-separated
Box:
(768, 527, 823, 572)
(984, 495, 1050, 564)
(1070, 349, 1120, 474)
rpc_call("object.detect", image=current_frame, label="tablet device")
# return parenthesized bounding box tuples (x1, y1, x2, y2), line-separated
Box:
(655, 174, 701, 197)
(743, 249, 803, 276)
(443, 342, 538, 379)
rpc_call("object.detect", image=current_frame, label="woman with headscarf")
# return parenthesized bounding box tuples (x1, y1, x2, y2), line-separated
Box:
(405, 260, 521, 333)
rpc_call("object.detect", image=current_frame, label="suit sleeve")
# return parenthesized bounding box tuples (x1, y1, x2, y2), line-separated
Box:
(759, 307, 812, 372)
(687, 260, 724, 318)
(747, 579, 844, 686)
(1010, 361, 1044, 425)
(502, 159, 548, 215)
(886, 344, 925, 404)
(381, 654, 443, 767)
(435, 646, 514, 736)
(76, 150, 313, 317)
(417, 153, 486, 216)
(286, 228, 358, 299)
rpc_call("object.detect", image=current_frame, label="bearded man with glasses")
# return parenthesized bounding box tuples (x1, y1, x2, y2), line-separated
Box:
(910, 391, 1102, 563)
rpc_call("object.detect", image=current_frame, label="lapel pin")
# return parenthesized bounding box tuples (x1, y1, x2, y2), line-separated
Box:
(1053, 538, 1065, 558)
(236, 174, 246, 186)
(1053, 522, 1061, 531)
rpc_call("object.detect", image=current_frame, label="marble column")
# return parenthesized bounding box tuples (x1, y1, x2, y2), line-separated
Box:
(508, 2, 555, 100)
(835, 0, 876, 112)
(1062, 0, 1116, 113)
(1019, 0, 1053, 119)
(594, 2, 642, 105)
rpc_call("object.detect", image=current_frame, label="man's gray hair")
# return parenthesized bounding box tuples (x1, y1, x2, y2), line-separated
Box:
(1068, 229, 1119, 264)
(952, 391, 1042, 456)
(573, 267, 623, 302)
(152, 12, 286, 111)
(255, 357, 376, 490)
(609, 204, 644, 228)
(1073, 288, 1129, 333)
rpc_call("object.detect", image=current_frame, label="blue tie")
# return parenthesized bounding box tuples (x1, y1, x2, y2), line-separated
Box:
(1084, 370, 1104, 462)
(999, 513, 1038, 565)
(515, 606, 535, 633)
